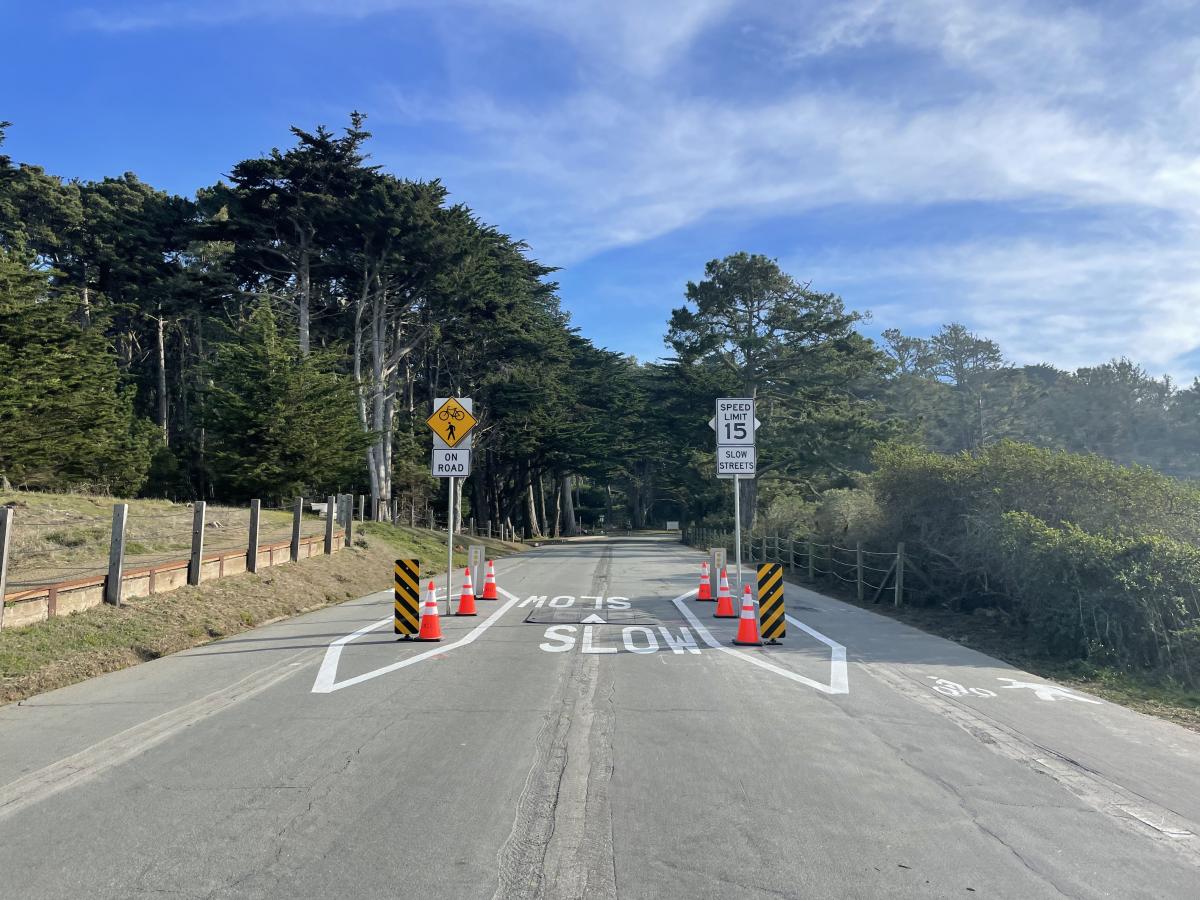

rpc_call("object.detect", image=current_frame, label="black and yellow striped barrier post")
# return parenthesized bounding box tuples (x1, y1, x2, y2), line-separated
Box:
(757, 563, 786, 644)
(394, 559, 421, 640)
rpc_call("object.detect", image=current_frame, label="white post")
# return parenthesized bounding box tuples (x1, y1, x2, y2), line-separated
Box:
(733, 474, 742, 589)
(446, 476, 455, 616)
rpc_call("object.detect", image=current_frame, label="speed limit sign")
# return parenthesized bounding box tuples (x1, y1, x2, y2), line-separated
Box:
(712, 398, 757, 446)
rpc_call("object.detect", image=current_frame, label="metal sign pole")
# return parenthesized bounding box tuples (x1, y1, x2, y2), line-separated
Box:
(446, 475, 455, 615)
(733, 474, 742, 589)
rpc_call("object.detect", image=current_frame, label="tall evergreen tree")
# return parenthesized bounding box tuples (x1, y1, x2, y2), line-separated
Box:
(0, 250, 155, 492)
(667, 252, 889, 527)
(204, 302, 370, 501)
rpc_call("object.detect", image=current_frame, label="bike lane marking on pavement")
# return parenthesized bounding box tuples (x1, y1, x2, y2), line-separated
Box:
(671, 592, 850, 694)
(311, 587, 522, 694)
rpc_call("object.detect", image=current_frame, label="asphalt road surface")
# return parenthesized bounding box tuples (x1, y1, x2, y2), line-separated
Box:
(1, 535, 1198, 899)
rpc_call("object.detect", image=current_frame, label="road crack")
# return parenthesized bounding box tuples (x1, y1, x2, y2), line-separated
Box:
(494, 546, 618, 900)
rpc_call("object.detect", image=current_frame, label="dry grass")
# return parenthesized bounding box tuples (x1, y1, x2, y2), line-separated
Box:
(2, 489, 324, 590)
(0, 523, 523, 705)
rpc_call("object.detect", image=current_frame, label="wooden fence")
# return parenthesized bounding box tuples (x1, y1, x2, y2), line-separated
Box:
(0, 494, 358, 631)
(682, 527, 907, 605)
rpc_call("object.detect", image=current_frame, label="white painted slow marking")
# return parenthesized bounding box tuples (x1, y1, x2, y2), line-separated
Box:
(672, 592, 849, 694)
(311, 587, 521, 693)
(622, 626, 658, 654)
(581, 624, 616, 655)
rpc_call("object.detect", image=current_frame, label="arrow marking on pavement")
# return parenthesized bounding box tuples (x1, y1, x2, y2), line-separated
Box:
(311, 587, 521, 693)
(580, 613, 606, 624)
(672, 592, 849, 694)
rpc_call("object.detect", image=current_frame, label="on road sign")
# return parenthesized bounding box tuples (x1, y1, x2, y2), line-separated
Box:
(432, 448, 471, 477)
(712, 398, 758, 446)
(428, 397, 477, 448)
(717, 445, 756, 476)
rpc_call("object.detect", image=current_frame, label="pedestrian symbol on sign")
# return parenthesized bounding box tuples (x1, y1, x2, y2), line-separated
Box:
(427, 397, 477, 448)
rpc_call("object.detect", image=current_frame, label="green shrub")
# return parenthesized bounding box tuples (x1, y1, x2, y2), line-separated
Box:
(811, 487, 887, 546)
(867, 440, 1200, 684)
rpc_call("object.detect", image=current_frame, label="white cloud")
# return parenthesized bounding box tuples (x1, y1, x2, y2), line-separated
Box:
(804, 233, 1200, 377)
(76, 0, 734, 75)
(74, 0, 1200, 371)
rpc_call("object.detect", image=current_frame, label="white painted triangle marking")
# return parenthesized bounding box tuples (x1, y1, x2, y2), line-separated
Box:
(672, 592, 848, 694)
(580, 613, 607, 624)
(312, 587, 520, 693)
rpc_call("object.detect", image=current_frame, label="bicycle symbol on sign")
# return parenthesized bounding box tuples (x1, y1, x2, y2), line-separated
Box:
(438, 407, 466, 422)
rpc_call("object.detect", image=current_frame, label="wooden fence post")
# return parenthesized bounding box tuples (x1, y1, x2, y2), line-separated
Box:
(342, 494, 353, 547)
(895, 542, 905, 606)
(247, 499, 261, 573)
(324, 494, 336, 554)
(856, 542, 864, 602)
(0, 507, 13, 630)
(290, 497, 303, 562)
(806, 540, 815, 582)
(358, 494, 365, 522)
(106, 503, 129, 605)
(188, 501, 206, 586)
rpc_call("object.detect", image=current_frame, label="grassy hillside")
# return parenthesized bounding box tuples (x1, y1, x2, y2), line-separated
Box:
(0, 519, 523, 704)
(2, 489, 322, 592)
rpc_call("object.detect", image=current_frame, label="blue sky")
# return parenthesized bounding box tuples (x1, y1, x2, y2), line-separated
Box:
(4, 1, 1200, 375)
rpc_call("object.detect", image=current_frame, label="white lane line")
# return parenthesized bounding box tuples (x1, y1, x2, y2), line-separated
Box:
(672, 593, 849, 694)
(311, 587, 522, 693)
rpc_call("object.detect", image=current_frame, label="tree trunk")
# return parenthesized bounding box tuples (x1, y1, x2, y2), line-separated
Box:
(80, 266, 91, 328)
(369, 282, 389, 510)
(743, 380, 759, 528)
(561, 474, 577, 536)
(552, 478, 563, 538)
(353, 276, 375, 504)
(537, 473, 548, 536)
(525, 478, 542, 538)
(297, 243, 311, 356)
(155, 309, 168, 445)
(194, 311, 208, 498)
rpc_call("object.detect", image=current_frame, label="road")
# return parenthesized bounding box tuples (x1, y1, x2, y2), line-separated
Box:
(1, 534, 1198, 898)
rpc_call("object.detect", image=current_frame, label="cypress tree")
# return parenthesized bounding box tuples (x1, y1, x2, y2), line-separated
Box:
(0, 250, 155, 492)
(205, 302, 369, 501)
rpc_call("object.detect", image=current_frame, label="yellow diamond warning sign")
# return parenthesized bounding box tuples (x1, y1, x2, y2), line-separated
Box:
(427, 397, 477, 448)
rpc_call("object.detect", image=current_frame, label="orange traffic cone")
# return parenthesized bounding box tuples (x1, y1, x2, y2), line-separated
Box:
(456, 567, 478, 616)
(697, 561, 712, 600)
(481, 560, 499, 600)
(714, 568, 736, 618)
(416, 581, 443, 641)
(732, 585, 762, 646)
